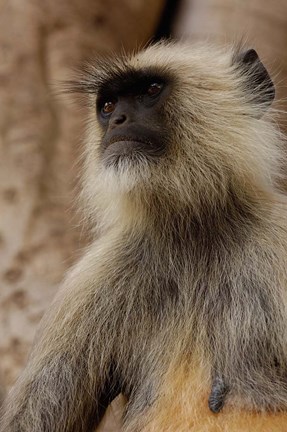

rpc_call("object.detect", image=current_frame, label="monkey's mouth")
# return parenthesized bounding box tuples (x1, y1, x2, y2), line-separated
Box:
(103, 136, 164, 167)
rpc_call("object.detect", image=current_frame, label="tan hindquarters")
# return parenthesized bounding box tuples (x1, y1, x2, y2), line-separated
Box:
(125, 358, 287, 432)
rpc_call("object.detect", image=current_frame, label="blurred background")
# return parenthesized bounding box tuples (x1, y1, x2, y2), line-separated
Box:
(0, 0, 287, 430)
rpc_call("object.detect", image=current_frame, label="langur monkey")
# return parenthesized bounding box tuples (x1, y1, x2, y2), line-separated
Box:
(1, 40, 287, 432)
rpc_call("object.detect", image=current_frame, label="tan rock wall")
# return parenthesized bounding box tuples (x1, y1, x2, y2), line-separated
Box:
(175, 0, 287, 126)
(0, 0, 164, 396)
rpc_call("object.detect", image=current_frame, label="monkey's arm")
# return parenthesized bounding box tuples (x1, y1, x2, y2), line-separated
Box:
(0, 248, 118, 432)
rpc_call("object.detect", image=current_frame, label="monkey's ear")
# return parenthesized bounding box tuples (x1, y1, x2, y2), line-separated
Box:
(234, 48, 275, 114)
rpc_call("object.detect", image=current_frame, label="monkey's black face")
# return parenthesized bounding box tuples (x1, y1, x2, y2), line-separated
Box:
(96, 70, 171, 168)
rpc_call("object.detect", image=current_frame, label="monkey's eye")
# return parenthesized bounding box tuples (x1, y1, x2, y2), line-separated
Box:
(101, 101, 116, 117)
(147, 83, 163, 98)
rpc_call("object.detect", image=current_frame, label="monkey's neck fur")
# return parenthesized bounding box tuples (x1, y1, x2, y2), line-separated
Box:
(105, 174, 267, 243)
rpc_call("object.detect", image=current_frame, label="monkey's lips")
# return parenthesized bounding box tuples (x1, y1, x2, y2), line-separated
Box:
(107, 139, 147, 155)
(103, 137, 158, 166)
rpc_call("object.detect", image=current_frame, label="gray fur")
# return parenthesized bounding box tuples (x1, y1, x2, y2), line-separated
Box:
(1, 40, 287, 431)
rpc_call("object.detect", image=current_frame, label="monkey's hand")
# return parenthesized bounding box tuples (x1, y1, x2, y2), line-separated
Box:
(208, 375, 229, 414)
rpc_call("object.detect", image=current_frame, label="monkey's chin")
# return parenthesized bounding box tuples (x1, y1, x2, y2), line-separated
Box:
(103, 140, 153, 169)
(101, 142, 152, 193)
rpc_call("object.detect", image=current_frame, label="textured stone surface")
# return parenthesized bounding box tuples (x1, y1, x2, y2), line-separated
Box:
(175, 0, 287, 127)
(0, 0, 164, 428)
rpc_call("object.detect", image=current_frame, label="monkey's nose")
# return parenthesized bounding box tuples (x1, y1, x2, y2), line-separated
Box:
(111, 114, 127, 127)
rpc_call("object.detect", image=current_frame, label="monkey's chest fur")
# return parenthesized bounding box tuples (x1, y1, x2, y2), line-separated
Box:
(86, 226, 287, 415)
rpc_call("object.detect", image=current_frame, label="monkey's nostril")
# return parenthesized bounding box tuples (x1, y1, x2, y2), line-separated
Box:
(113, 114, 127, 125)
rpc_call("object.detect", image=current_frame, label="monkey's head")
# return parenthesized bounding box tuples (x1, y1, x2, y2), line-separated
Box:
(72, 41, 281, 225)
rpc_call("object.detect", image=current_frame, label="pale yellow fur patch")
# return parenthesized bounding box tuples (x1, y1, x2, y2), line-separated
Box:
(125, 358, 287, 432)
